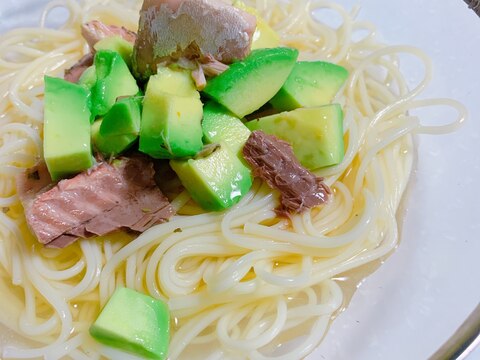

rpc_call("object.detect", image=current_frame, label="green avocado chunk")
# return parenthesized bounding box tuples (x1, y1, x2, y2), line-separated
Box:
(203, 47, 299, 118)
(89, 287, 170, 360)
(78, 65, 97, 89)
(43, 76, 93, 181)
(92, 97, 142, 156)
(170, 144, 253, 211)
(91, 50, 139, 119)
(94, 36, 134, 68)
(246, 104, 345, 170)
(269, 61, 349, 111)
(139, 67, 203, 159)
(202, 102, 251, 157)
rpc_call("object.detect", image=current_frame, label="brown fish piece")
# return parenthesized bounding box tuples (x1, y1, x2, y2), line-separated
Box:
(133, 0, 256, 78)
(242, 131, 331, 215)
(17, 156, 174, 248)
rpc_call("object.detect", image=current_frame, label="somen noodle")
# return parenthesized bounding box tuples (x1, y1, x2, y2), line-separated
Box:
(0, 0, 466, 359)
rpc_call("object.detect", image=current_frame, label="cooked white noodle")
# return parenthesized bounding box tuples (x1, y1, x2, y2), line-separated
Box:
(0, 0, 466, 359)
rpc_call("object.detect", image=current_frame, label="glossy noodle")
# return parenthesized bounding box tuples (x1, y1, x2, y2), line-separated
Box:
(0, 0, 466, 359)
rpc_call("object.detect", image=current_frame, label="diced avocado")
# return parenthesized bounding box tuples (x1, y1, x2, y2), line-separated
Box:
(89, 287, 170, 360)
(91, 119, 102, 144)
(139, 67, 203, 159)
(94, 36, 134, 68)
(203, 47, 298, 118)
(43, 76, 93, 181)
(246, 104, 344, 169)
(148, 66, 199, 97)
(233, 1, 280, 49)
(93, 97, 141, 156)
(170, 144, 252, 211)
(78, 65, 97, 89)
(270, 61, 349, 111)
(202, 102, 251, 156)
(91, 50, 139, 119)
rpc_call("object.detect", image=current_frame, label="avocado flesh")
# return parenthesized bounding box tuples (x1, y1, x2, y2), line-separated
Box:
(139, 68, 203, 159)
(92, 97, 141, 156)
(233, 1, 280, 49)
(246, 104, 345, 170)
(78, 65, 97, 89)
(91, 50, 139, 119)
(43, 76, 93, 181)
(170, 144, 253, 211)
(94, 35, 134, 68)
(203, 47, 299, 118)
(270, 61, 349, 111)
(89, 287, 170, 360)
(202, 102, 251, 156)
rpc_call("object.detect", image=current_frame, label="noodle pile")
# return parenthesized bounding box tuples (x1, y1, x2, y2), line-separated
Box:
(0, 0, 466, 359)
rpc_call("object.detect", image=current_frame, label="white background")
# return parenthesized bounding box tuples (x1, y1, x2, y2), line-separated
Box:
(1, 0, 479, 359)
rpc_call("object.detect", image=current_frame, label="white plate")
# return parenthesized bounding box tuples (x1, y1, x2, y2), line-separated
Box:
(1, 1, 479, 359)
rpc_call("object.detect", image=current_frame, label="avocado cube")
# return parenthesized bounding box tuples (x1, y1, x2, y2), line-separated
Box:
(139, 68, 203, 159)
(78, 65, 97, 89)
(202, 102, 251, 156)
(92, 97, 141, 156)
(203, 47, 298, 118)
(43, 76, 93, 181)
(90, 287, 170, 360)
(233, 1, 280, 50)
(170, 144, 253, 211)
(94, 35, 134, 68)
(270, 61, 349, 111)
(91, 50, 139, 119)
(148, 67, 200, 98)
(246, 104, 345, 170)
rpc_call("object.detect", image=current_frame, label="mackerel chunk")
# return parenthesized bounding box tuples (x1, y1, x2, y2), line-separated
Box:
(243, 131, 332, 215)
(133, 0, 257, 78)
(81, 20, 137, 49)
(17, 156, 174, 248)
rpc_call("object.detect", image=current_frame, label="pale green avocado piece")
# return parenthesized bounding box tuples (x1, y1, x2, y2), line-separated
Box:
(92, 97, 141, 156)
(139, 68, 203, 159)
(203, 47, 299, 118)
(233, 1, 280, 50)
(94, 36, 134, 68)
(78, 65, 97, 89)
(43, 76, 93, 181)
(89, 287, 170, 360)
(246, 104, 345, 170)
(269, 61, 349, 111)
(202, 102, 251, 156)
(91, 50, 139, 119)
(170, 144, 253, 211)
(91, 120, 102, 144)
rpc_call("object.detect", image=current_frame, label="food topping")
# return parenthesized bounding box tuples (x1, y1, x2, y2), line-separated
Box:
(203, 47, 299, 117)
(246, 104, 345, 170)
(81, 20, 137, 50)
(36, 0, 348, 245)
(233, 0, 280, 49)
(269, 61, 349, 111)
(243, 130, 331, 215)
(133, 0, 256, 78)
(170, 143, 253, 211)
(92, 96, 142, 157)
(17, 156, 174, 248)
(201, 101, 251, 157)
(90, 287, 170, 360)
(44, 76, 94, 181)
(91, 50, 140, 119)
(64, 53, 94, 83)
(139, 67, 203, 159)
